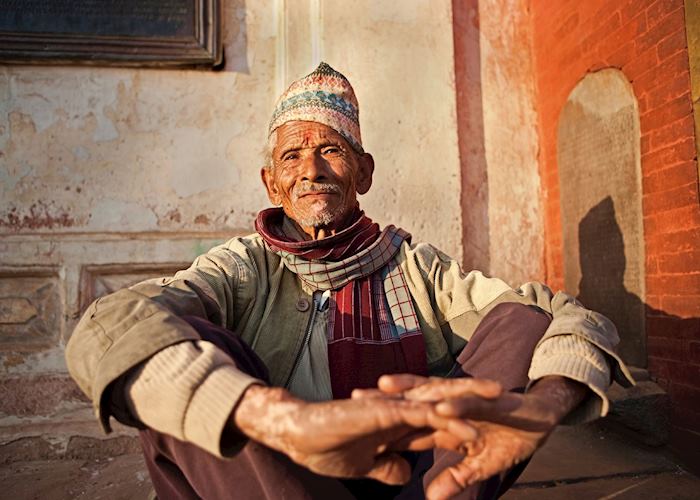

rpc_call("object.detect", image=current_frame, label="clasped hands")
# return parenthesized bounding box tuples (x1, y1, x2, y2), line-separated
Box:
(233, 375, 586, 500)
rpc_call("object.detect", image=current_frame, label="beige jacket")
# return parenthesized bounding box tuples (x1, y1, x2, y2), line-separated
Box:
(66, 233, 633, 457)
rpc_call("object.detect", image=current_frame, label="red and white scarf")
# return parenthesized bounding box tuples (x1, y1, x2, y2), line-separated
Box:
(255, 208, 428, 398)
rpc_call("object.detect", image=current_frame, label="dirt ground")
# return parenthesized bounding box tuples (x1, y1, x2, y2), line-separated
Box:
(1, 455, 152, 500)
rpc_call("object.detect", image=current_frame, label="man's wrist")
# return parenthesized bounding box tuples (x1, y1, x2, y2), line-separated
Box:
(528, 376, 589, 425)
(231, 385, 304, 450)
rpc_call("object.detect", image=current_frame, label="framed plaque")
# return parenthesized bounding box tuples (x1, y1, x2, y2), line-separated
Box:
(0, 0, 222, 68)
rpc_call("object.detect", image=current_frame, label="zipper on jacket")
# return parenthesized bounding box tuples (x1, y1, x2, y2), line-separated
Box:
(285, 291, 329, 388)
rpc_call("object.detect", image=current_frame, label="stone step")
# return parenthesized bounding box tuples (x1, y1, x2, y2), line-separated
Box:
(602, 367, 670, 447)
(0, 405, 140, 464)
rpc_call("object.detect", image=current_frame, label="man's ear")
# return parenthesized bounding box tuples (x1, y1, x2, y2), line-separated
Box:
(261, 166, 282, 205)
(356, 153, 374, 195)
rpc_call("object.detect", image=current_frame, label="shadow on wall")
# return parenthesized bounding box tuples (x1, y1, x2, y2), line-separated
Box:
(578, 196, 699, 369)
(578, 196, 646, 365)
(577, 196, 700, 468)
(452, 0, 489, 273)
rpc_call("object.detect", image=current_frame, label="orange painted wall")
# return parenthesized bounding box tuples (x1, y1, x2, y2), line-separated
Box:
(530, 0, 700, 461)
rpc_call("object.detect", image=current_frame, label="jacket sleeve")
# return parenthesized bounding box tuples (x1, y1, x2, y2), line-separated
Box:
(65, 241, 264, 452)
(408, 243, 635, 424)
(124, 340, 262, 457)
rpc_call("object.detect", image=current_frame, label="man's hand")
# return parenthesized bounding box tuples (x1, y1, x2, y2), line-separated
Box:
(232, 382, 498, 485)
(369, 374, 589, 500)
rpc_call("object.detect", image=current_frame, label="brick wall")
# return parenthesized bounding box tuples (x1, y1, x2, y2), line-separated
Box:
(530, 0, 700, 464)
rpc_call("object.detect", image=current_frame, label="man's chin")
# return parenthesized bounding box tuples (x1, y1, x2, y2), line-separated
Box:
(293, 208, 347, 229)
(296, 213, 338, 228)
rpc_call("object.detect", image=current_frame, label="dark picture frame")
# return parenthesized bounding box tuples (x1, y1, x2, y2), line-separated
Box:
(0, 0, 222, 68)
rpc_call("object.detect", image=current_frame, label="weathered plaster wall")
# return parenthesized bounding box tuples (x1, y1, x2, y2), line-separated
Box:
(480, 0, 543, 285)
(0, 1, 463, 433)
(0, 0, 277, 436)
(453, 0, 543, 285)
(453, 0, 490, 275)
(1, 0, 463, 255)
(0, 4, 274, 235)
(322, 0, 463, 261)
(0, 0, 274, 368)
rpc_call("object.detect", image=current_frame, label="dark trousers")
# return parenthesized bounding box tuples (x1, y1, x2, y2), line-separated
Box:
(139, 303, 551, 499)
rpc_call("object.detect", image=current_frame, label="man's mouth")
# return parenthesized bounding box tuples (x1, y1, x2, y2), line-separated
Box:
(299, 191, 336, 198)
(293, 183, 341, 201)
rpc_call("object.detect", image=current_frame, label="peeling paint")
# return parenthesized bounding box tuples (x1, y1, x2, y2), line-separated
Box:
(479, 0, 543, 285)
(0, 202, 75, 230)
(162, 208, 182, 224)
(194, 214, 210, 225)
(1, 61, 266, 233)
(7, 70, 126, 136)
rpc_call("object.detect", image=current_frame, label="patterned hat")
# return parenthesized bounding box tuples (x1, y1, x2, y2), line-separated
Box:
(268, 62, 363, 153)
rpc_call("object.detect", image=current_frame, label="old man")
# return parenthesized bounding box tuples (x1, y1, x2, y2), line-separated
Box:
(66, 63, 631, 499)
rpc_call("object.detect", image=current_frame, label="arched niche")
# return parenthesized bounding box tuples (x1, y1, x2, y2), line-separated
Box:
(557, 68, 646, 366)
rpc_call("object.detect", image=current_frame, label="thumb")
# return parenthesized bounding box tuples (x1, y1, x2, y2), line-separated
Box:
(365, 453, 412, 485)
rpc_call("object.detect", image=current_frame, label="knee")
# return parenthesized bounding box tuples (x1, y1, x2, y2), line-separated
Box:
(481, 303, 551, 345)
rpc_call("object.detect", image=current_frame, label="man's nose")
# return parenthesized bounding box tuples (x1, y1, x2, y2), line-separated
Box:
(300, 152, 328, 182)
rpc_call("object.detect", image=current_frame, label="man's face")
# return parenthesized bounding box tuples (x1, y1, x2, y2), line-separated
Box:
(261, 121, 373, 236)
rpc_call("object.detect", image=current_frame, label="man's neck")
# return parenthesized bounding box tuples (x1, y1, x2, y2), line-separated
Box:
(282, 217, 336, 241)
(284, 210, 358, 241)
(306, 227, 336, 240)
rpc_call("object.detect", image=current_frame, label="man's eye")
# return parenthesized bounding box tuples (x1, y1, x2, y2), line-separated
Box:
(322, 147, 341, 155)
(282, 152, 299, 161)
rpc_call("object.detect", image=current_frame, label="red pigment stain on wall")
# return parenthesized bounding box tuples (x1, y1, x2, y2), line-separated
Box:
(165, 209, 182, 223)
(194, 214, 210, 225)
(0, 202, 75, 230)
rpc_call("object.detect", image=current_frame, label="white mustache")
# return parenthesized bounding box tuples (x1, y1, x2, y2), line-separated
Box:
(293, 182, 341, 201)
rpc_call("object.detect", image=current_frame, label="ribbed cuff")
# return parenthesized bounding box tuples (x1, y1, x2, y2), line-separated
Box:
(544, 307, 636, 389)
(528, 334, 612, 424)
(183, 365, 264, 458)
(125, 341, 266, 457)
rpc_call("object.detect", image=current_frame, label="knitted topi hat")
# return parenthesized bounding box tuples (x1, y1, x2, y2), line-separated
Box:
(268, 62, 363, 154)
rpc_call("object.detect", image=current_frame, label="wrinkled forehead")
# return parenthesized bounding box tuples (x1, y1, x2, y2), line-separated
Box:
(271, 121, 352, 154)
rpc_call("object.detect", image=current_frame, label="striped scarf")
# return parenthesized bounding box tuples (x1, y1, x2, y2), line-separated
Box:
(255, 208, 428, 398)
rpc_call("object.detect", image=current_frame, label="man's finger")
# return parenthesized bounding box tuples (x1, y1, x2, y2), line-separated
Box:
(387, 428, 435, 450)
(389, 427, 472, 452)
(351, 388, 403, 400)
(444, 416, 480, 442)
(427, 430, 470, 452)
(420, 409, 481, 444)
(365, 453, 412, 485)
(404, 378, 503, 402)
(435, 393, 521, 420)
(378, 374, 430, 393)
(378, 375, 503, 402)
(425, 460, 481, 500)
